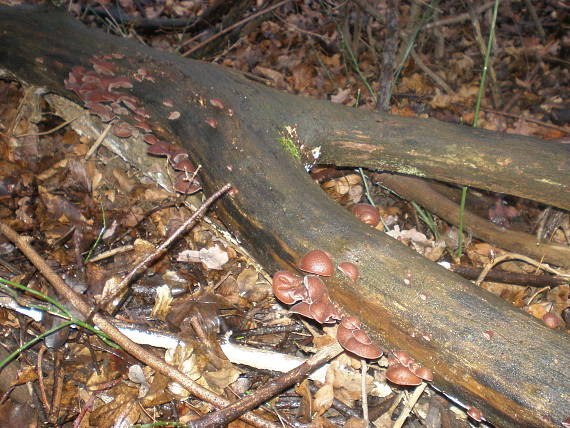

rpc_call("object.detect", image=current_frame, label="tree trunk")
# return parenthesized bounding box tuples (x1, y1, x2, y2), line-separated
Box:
(0, 6, 568, 427)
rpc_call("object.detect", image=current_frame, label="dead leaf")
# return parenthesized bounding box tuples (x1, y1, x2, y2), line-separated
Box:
(151, 284, 173, 320)
(313, 383, 334, 417)
(331, 88, 351, 104)
(177, 244, 229, 270)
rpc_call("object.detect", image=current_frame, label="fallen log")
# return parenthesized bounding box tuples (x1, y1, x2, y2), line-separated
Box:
(0, 6, 568, 427)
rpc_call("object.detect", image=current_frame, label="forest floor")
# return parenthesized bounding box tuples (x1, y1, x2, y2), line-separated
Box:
(0, 1, 568, 427)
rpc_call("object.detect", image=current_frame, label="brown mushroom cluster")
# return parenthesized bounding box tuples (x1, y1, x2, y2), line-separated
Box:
(64, 54, 201, 194)
(272, 250, 381, 359)
(385, 350, 433, 386)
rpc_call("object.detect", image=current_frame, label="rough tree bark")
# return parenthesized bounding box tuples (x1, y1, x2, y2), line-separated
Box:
(0, 6, 568, 427)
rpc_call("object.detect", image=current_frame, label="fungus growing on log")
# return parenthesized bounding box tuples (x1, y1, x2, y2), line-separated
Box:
(298, 250, 334, 277)
(542, 313, 561, 329)
(336, 316, 382, 359)
(111, 120, 134, 138)
(147, 141, 174, 156)
(349, 203, 380, 227)
(338, 262, 359, 281)
(467, 406, 483, 423)
(272, 271, 304, 305)
(174, 173, 202, 195)
(5, 9, 569, 424)
(385, 364, 422, 386)
(210, 98, 225, 109)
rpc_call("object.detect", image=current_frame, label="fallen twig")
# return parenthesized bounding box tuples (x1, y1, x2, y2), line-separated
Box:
(475, 253, 570, 286)
(190, 341, 345, 427)
(96, 183, 232, 311)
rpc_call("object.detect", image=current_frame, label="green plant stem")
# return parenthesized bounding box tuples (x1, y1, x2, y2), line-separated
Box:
(84, 201, 107, 263)
(0, 320, 74, 370)
(339, 28, 376, 102)
(411, 201, 440, 240)
(392, 0, 440, 93)
(358, 168, 375, 207)
(459, 0, 499, 258)
(0, 277, 118, 349)
(0, 277, 71, 318)
(473, 0, 500, 127)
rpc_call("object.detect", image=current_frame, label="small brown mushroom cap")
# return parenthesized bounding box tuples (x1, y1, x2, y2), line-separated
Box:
(393, 350, 414, 367)
(338, 262, 359, 281)
(385, 364, 422, 386)
(289, 301, 313, 319)
(337, 323, 382, 359)
(298, 250, 334, 276)
(340, 337, 382, 359)
(205, 117, 218, 128)
(111, 121, 134, 138)
(349, 203, 380, 227)
(147, 141, 174, 157)
(174, 174, 202, 194)
(321, 301, 343, 323)
(340, 316, 361, 330)
(143, 134, 159, 145)
(171, 158, 196, 173)
(210, 98, 225, 109)
(410, 365, 433, 382)
(466, 406, 483, 422)
(308, 299, 332, 324)
(542, 313, 561, 329)
(272, 271, 304, 305)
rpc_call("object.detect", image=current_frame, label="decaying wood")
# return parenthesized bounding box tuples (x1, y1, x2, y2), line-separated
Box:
(374, 172, 570, 267)
(0, 6, 568, 427)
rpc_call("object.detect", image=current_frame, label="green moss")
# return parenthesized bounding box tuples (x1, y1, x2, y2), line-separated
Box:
(279, 135, 301, 162)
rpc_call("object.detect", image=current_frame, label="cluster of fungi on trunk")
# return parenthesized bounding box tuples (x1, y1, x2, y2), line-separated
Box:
(347, 202, 487, 420)
(272, 249, 435, 389)
(272, 249, 382, 360)
(386, 350, 433, 386)
(271, 204, 438, 387)
(63, 54, 201, 194)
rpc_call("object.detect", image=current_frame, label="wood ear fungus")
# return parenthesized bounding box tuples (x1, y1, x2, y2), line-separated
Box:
(303, 275, 326, 303)
(466, 406, 483, 423)
(272, 271, 304, 305)
(410, 365, 433, 382)
(298, 250, 333, 276)
(338, 262, 359, 281)
(385, 364, 422, 386)
(111, 120, 134, 138)
(393, 350, 414, 367)
(210, 98, 225, 109)
(147, 141, 173, 156)
(174, 173, 201, 194)
(349, 203, 380, 227)
(542, 313, 561, 329)
(337, 317, 382, 359)
(290, 299, 333, 324)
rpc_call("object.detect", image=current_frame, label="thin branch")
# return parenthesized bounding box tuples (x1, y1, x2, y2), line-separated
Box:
(96, 183, 232, 311)
(475, 253, 569, 286)
(190, 341, 345, 427)
(392, 382, 427, 428)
